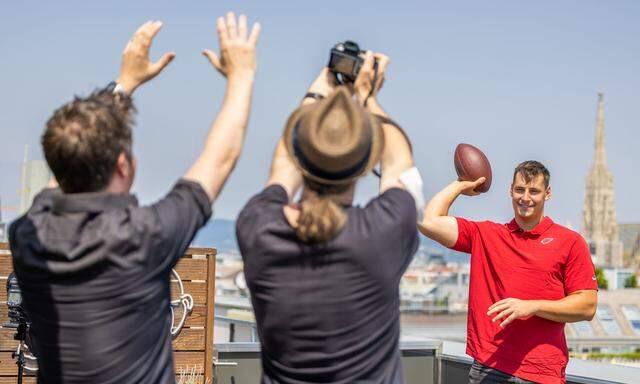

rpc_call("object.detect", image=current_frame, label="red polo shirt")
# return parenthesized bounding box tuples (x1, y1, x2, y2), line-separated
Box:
(451, 216, 597, 384)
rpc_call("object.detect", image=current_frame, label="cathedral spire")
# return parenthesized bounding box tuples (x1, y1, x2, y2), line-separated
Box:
(594, 92, 607, 167)
(582, 92, 623, 267)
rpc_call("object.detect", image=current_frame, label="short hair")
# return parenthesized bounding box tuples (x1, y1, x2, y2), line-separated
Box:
(42, 89, 135, 193)
(512, 160, 550, 188)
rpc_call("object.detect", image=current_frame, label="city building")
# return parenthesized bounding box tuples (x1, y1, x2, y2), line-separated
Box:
(0, 197, 6, 242)
(19, 159, 51, 214)
(619, 223, 640, 267)
(581, 93, 624, 267)
(567, 288, 640, 354)
(602, 267, 636, 290)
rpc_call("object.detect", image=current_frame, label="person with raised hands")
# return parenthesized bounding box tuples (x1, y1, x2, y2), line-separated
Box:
(235, 51, 422, 383)
(9, 13, 260, 384)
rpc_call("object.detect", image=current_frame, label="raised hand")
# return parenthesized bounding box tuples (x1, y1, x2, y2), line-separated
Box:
(116, 21, 175, 94)
(203, 12, 261, 79)
(354, 51, 390, 105)
(458, 177, 487, 196)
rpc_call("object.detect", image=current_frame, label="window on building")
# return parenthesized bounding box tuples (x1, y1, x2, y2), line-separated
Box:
(621, 305, 640, 335)
(596, 305, 622, 335)
(571, 321, 594, 336)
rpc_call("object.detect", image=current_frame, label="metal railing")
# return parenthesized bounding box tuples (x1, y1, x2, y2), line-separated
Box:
(212, 339, 640, 384)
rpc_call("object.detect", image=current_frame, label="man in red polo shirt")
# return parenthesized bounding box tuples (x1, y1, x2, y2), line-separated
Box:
(418, 160, 597, 384)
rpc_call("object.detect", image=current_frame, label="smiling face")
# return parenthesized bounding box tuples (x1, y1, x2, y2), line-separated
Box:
(510, 172, 551, 224)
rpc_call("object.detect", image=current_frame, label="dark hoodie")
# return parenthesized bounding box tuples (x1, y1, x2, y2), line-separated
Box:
(9, 180, 211, 384)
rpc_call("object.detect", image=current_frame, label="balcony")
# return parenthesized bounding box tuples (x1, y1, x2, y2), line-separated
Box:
(214, 300, 640, 384)
(213, 340, 640, 384)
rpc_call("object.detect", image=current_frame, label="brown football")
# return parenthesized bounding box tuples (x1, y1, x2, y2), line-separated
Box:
(454, 143, 492, 193)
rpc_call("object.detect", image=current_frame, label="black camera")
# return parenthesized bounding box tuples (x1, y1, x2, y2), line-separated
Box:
(328, 40, 365, 83)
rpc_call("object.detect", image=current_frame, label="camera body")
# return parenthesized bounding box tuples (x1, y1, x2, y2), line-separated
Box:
(328, 40, 365, 83)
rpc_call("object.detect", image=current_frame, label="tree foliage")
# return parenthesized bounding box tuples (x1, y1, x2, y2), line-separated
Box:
(595, 267, 608, 290)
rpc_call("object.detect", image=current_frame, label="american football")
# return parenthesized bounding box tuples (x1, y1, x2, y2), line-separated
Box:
(454, 143, 492, 193)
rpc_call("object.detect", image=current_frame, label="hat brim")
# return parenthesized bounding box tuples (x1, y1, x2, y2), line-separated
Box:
(283, 103, 384, 186)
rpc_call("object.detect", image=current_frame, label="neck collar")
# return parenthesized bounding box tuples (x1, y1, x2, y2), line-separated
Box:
(52, 192, 138, 214)
(507, 216, 553, 236)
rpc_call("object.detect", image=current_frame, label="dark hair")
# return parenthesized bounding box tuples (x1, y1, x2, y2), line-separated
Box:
(512, 160, 550, 187)
(41, 89, 135, 193)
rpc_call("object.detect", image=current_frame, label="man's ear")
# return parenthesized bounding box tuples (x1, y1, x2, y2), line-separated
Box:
(545, 186, 552, 201)
(115, 152, 133, 178)
(508, 184, 514, 198)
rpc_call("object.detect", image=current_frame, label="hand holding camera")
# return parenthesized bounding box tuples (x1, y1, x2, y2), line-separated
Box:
(327, 40, 389, 106)
(354, 51, 389, 106)
(116, 21, 176, 95)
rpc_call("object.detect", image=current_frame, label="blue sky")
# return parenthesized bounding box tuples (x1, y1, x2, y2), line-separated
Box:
(1, 1, 639, 228)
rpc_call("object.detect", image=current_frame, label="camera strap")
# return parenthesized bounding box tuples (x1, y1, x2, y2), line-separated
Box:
(363, 61, 379, 108)
(371, 114, 413, 178)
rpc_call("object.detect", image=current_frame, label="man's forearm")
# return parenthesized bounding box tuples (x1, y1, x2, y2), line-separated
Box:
(205, 75, 254, 157)
(367, 99, 414, 193)
(532, 291, 597, 323)
(424, 181, 463, 219)
(267, 139, 303, 200)
(186, 75, 254, 199)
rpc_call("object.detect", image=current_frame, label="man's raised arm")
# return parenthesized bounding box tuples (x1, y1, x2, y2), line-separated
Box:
(353, 51, 415, 194)
(116, 21, 175, 95)
(418, 179, 485, 247)
(184, 13, 261, 201)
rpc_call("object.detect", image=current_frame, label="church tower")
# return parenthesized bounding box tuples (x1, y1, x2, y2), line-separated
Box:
(581, 93, 624, 267)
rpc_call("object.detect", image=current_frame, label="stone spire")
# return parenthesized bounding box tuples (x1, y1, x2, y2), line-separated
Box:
(581, 93, 624, 267)
(594, 92, 607, 167)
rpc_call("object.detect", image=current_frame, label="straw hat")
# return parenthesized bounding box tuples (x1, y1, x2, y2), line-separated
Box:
(283, 87, 384, 186)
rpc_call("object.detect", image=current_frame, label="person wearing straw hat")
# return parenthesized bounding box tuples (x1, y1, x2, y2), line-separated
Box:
(236, 51, 421, 384)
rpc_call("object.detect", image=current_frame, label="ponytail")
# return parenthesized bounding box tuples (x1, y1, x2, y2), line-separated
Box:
(295, 190, 347, 243)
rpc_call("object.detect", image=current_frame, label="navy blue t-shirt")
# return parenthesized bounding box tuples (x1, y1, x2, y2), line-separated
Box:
(236, 185, 419, 384)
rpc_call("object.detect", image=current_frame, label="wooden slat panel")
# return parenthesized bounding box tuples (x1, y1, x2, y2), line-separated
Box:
(0, 377, 36, 384)
(183, 248, 216, 256)
(0, 243, 9, 251)
(174, 258, 208, 281)
(0, 352, 37, 375)
(0, 257, 12, 278)
(0, 329, 17, 352)
(184, 305, 206, 327)
(172, 328, 205, 351)
(173, 351, 205, 371)
(175, 374, 205, 384)
(171, 281, 208, 306)
(204, 253, 216, 382)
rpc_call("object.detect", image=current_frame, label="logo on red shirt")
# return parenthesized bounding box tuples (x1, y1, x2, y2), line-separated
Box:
(540, 237, 554, 245)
